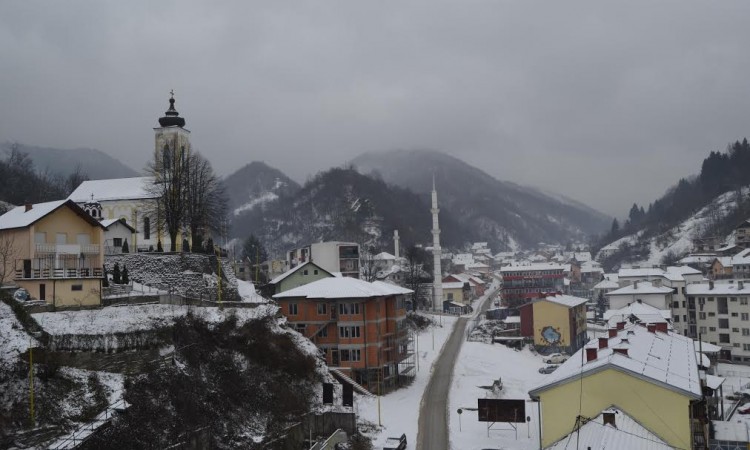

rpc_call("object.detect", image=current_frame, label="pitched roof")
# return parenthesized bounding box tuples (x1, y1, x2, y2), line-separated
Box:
(520, 294, 588, 309)
(0, 199, 102, 231)
(442, 281, 465, 289)
(272, 276, 413, 299)
(603, 302, 671, 327)
(100, 218, 136, 232)
(373, 251, 396, 260)
(686, 282, 750, 296)
(605, 281, 673, 296)
(269, 261, 332, 285)
(618, 267, 665, 278)
(546, 407, 673, 450)
(68, 177, 157, 202)
(593, 279, 619, 290)
(529, 324, 702, 399)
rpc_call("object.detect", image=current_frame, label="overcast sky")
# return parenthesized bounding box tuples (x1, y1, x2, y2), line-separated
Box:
(2, 1, 750, 217)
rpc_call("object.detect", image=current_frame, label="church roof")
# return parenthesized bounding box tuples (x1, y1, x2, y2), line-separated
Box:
(158, 93, 186, 128)
(68, 177, 157, 202)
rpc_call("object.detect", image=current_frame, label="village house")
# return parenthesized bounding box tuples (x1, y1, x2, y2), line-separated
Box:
(529, 323, 703, 449)
(286, 241, 361, 278)
(735, 219, 750, 249)
(605, 280, 674, 311)
(265, 261, 333, 296)
(518, 293, 588, 354)
(500, 263, 566, 307)
(273, 277, 413, 393)
(0, 200, 105, 308)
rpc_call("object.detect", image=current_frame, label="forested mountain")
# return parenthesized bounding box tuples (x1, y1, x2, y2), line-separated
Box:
(1, 142, 138, 180)
(230, 166, 473, 257)
(0, 148, 72, 210)
(223, 162, 300, 216)
(351, 149, 611, 250)
(597, 138, 750, 268)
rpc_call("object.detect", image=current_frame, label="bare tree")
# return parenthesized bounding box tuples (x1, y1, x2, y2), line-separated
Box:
(0, 232, 19, 286)
(145, 144, 189, 252)
(184, 151, 227, 252)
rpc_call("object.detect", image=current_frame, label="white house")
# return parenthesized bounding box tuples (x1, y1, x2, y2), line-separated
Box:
(605, 280, 674, 310)
(101, 218, 136, 254)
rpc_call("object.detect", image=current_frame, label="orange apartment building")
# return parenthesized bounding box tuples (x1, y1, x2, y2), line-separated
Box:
(274, 277, 414, 393)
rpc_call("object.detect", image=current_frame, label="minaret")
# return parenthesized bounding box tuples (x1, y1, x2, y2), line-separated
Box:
(431, 175, 443, 311)
(394, 230, 400, 259)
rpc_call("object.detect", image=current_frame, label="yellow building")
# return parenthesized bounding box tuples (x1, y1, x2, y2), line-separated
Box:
(529, 324, 703, 449)
(0, 200, 105, 308)
(442, 281, 466, 304)
(519, 294, 587, 354)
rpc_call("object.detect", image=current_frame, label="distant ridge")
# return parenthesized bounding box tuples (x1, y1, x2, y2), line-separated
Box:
(0, 142, 138, 180)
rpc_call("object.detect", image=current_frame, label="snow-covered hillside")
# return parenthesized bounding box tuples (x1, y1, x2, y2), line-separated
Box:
(597, 186, 748, 266)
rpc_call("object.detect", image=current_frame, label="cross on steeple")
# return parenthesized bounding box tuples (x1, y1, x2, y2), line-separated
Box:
(169, 89, 175, 98)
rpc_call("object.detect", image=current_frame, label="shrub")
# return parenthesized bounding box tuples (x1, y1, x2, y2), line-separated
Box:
(121, 239, 129, 253)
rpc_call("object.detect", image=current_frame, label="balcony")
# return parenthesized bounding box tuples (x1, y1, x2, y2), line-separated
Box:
(16, 267, 103, 280)
(35, 243, 100, 255)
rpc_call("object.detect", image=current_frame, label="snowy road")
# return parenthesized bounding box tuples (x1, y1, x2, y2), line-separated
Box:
(416, 315, 468, 450)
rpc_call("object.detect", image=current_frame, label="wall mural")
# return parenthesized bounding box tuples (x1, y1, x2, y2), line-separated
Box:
(541, 326, 562, 345)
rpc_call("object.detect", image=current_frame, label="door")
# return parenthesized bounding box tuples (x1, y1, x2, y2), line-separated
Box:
(23, 260, 31, 278)
(39, 284, 46, 301)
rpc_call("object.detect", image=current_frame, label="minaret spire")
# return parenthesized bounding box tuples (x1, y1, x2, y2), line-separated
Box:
(431, 173, 443, 312)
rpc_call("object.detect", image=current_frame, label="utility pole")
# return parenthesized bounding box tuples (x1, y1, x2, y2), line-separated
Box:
(29, 338, 34, 427)
(215, 245, 222, 307)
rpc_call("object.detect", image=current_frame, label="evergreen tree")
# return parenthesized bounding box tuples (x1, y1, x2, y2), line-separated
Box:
(122, 266, 129, 284)
(610, 218, 620, 236)
(122, 239, 129, 253)
(182, 238, 190, 253)
(113, 263, 121, 284)
(205, 237, 215, 254)
(102, 267, 109, 287)
(157, 240, 163, 252)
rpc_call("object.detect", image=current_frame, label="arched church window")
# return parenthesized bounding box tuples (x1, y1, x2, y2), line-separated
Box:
(143, 217, 150, 240)
(163, 144, 171, 170)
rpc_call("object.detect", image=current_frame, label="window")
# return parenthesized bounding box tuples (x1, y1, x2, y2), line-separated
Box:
(113, 238, 123, 247)
(288, 303, 298, 315)
(673, 316, 680, 323)
(672, 301, 680, 308)
(743, 313, 750, 321)
(350, 349, 361, 361)
(699, 326, 707, 334)
(143, 217, 150, 240)
(71, 284, 82, 291)
(719, 319, 729, 329)
(733, 328, 740, 333)
(708, 312, 715, 317)
(303, 269, 309, 275)
(447, 292, 454, 301)
(314, 269, 319, 275)
(318, 326, 328, 338)
(731, 297, 738, 302)
(34, 232, 46, 244)
(720, 334, 730, 344)
(56, 233, 67, 244)
(710, 327, 716, 331)
(743, 329, 750, 336)
(718, 297, 729, 314)
(338, 303, 361, 315)
(700, 312, 706, 320)
(317, 303, 327, 315)
(733, 313, 739, 317)
(295, 323, 306, 333)
(742, 298, 748, 306)
(338, 326, 361, 338)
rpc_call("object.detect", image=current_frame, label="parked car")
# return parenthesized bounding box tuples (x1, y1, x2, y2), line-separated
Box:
(13, 288, 30, 302)
(538, 365, 559, 374)
(383, 433, 407, 450)
(544, 353, 569, 364)
(738, 406, 750, 415)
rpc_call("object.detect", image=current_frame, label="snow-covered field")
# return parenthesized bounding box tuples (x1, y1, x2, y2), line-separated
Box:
(33, 303, 279, 335)
(356, 313, 459, 449)
(449, 338, 548, 450)
(237, 279, 268, 303)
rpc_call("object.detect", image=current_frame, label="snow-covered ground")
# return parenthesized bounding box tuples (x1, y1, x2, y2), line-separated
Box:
(237, 279, 268, 303)
(356, 313, 459, 449)
(449, 338, 548, 449)
(33, 303, 279, 335)
(0, 301, 38, 363)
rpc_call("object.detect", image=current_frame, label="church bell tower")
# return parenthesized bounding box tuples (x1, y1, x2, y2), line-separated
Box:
(154, 91, 191, 165)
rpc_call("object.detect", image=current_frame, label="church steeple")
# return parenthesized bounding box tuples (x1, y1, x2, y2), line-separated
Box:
(158, 90, 186, 128)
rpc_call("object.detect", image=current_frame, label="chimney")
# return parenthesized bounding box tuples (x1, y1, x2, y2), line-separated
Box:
(598, 337, 608, 349)
(655, 322, 668, 333)
(613, 348, 629, 357)
(647, 324, 656, 333)
(24, 203, 32, 212)
(616, 321, 626, 330)
(394, 230, 400, 259)
(709, 281, 714, 290)
(586, 347, 598, 362)
(602, 411, 617, 428)
(608, 328, 618, 338)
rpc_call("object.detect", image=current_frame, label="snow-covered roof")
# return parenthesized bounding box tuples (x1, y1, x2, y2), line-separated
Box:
(693, 340, 722, 354)
(373, 251, 396, 260)
(527, 294, 588, 308)
(503, 316, 521, 323)
(603, 302, 671, 327)
(546, 406, 673, 450)
(712, 420, 750, 442)
(678, 255, 715, 264)
(529, 324, 702, 399)
(593, 279, 620, 290)
(732, 248, 750, 265)
(273, 276, 413, 299)
(269, 261, 331, 285)
(100, 218, 136, 232)
(68, 177, 157, 202)
(500, 263, 567, 273)
(605, 281, 673, 296)
(371, 280, 412, 295)
(0, 199, 102, 231)
(685, 282, 750, 296)
(618, 267, 665, 278)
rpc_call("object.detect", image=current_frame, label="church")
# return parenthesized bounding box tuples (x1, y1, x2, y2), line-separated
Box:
(68, 93, 192, 252)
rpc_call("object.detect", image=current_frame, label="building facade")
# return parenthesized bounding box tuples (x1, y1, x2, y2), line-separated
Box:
(500, 263, 566, 307)
(0, 200, 104, 308)
(518, 294, 588, 354)
(286, 241, 360, 278)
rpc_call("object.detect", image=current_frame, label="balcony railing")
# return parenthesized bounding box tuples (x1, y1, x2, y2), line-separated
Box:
(35, 243, 100, 255)
(15, 267, 103, 280)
